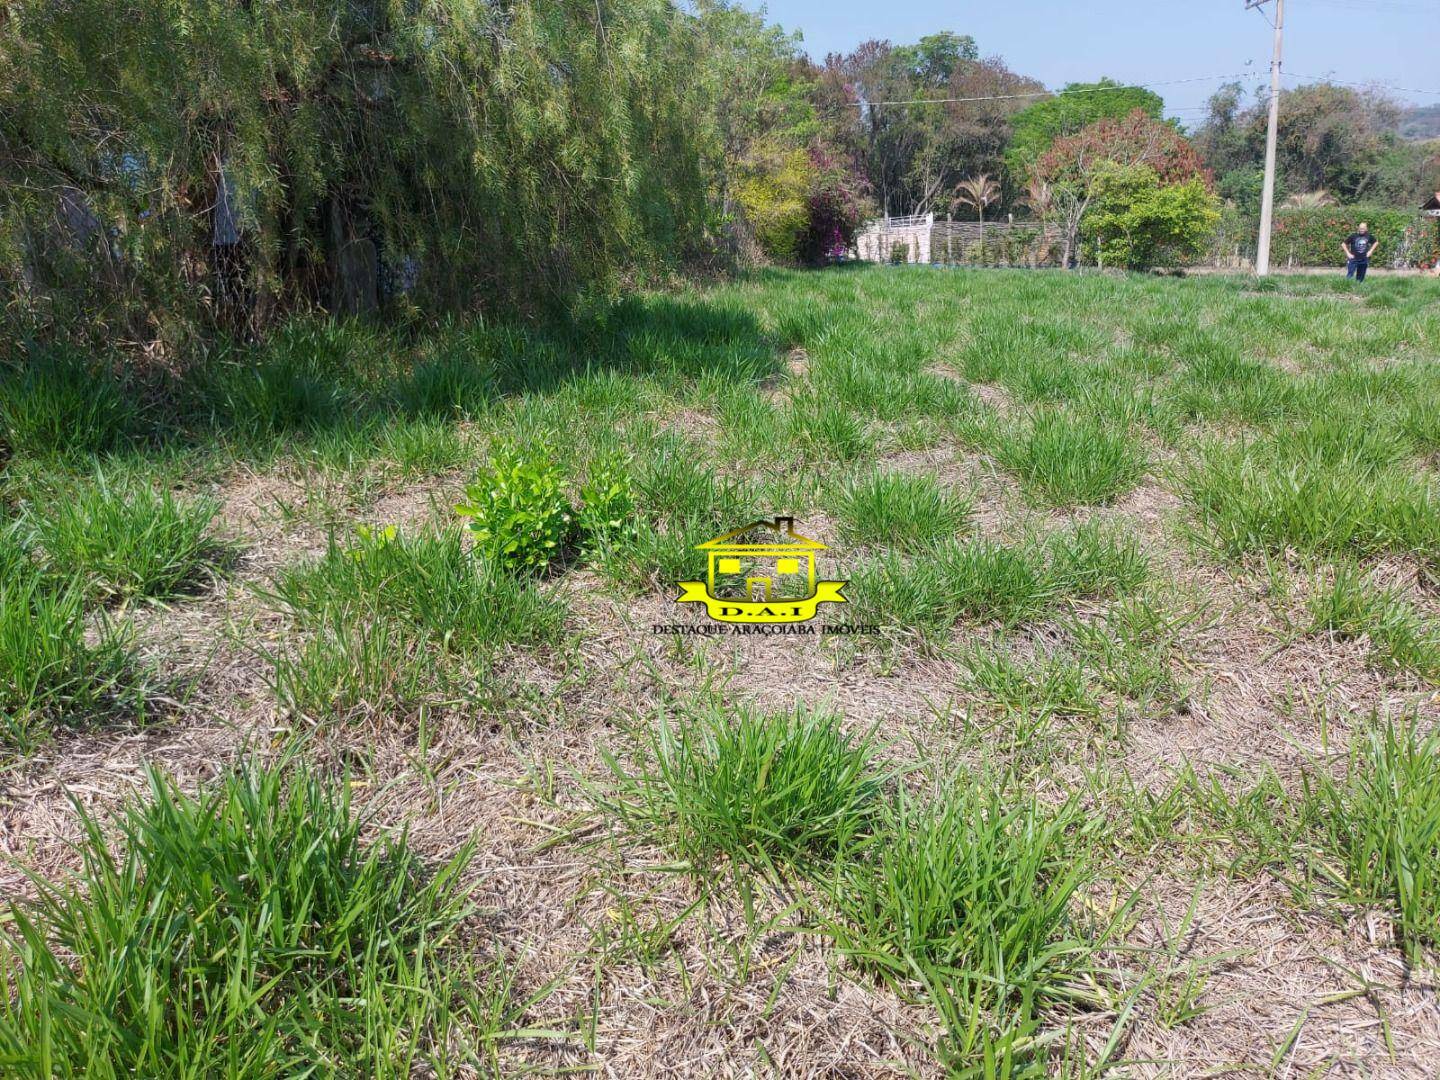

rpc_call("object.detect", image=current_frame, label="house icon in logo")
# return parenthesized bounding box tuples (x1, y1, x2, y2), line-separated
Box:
(677, 516, 847, 623)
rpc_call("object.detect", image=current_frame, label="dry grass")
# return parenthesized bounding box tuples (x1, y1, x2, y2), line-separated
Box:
(4, 268, 1440, 1076)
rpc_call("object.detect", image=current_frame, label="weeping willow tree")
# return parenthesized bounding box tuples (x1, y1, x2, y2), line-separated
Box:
(0, 0, 720, 352)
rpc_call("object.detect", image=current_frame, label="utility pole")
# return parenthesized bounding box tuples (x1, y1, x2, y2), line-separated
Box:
(1249, 0, 1285, 275)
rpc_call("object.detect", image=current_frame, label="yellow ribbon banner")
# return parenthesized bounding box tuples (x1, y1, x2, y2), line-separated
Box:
(675, 581, 847, 624)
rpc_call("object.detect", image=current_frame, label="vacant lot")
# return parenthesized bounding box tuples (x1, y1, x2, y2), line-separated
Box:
(3, 267, 1440, 1076)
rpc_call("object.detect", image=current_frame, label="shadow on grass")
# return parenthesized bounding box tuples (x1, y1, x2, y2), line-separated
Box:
(0, 292, 782, 467)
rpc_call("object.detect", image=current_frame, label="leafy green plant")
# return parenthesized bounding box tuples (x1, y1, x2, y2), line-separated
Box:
(0, 760, 514, 1077)
(456, 447, 573, 573)
(577, 453, 639, 559)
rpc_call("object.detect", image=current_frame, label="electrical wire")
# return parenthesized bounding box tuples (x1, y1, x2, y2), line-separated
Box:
(851, 71, 1259, 108)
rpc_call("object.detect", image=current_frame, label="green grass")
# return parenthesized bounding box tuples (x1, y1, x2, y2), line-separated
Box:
(1180, 439, 1440, 563)
(823, 772, 1105, 1069)
(960, 643, 1100, 720)
(845, 523, 1147, 646)
(1305, 564, 1440, 682)
(273, 526, 565, 656)
(29, 475, 234, 602)
(0, 759, 526, 1077)
(0, 346, 138, 458)
(0, 526, 148, 752)
(830, 471, 971, 551)
(1212, 717, 1440, 961)
(994, 409, 1149, 507)
(267, 526, 565, 717)
(597, 705, 882, 875)
(1299, 718, 1440, 959)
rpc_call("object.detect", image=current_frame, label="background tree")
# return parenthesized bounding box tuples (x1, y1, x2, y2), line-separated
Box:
(954, 173, 1000, 233)
(1004, 79, 1165, 179)
(1032, 110, 1213, 266)
(817, 36, 1042, 216)
(1194, 80, 1439, 210)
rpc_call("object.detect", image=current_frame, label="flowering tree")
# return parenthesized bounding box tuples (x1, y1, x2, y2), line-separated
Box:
(1031, 110, 1214, 267)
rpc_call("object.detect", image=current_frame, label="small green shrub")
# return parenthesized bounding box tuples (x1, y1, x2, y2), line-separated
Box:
(456, 447, 573, 573)
(32, 477, 233, 602)
(0, 761, 496, 1076)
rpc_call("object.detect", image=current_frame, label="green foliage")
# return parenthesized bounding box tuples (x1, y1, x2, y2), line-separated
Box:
(1195, 81, 1438, 209)
(0, 760, 497, 1077)
(846, 525, 1147, 644)
(456, 448, 574, 573)
(1, 0, 720, 344)
(1005, 79, 1164, 176)
(995, 408, 1149, 506)
(1083, 164, 1222, 270)
(1180, 439, 1440, 563)
(826, 773, 1101, 1068)
(1270, 206, 1433, 269)
(734, 145, 814, 262)
(1305, 564, 1440, 681)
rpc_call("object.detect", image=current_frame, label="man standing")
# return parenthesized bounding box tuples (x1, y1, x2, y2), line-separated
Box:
(1342, 222, 1379, 282)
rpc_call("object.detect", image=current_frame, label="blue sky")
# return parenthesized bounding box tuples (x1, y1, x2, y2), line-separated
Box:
(739, 0, 1439, 120)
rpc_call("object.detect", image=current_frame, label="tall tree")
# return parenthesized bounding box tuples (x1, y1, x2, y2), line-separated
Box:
(1194, 80, 1439, 208)
(1004, 78, 1165, 178)
(1032, 110, 1213, 266)
(817, 39, 1042, 216)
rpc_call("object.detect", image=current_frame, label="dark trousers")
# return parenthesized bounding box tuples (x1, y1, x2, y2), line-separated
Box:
(1346, 258, 1369, 282)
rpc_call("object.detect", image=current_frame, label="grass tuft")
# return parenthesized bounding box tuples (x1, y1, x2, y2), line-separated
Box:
(598, 705, 881, 874)
(31, 476, 234, 602)
(994, 410, 1148, 507)
(0, 760, 514, 1076)
(0, 531, 146, 752)
(831, 471, 971, 551)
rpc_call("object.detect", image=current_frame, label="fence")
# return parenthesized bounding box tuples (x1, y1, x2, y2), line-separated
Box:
(854, 215, 1066, 268)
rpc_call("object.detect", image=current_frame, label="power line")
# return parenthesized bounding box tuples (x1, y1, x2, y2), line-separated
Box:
(849, 71, 1259, 108)
(1283, 71, 1440, 95)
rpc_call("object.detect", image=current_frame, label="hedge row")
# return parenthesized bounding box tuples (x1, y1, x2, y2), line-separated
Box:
(1270, 207, 1440, 268)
